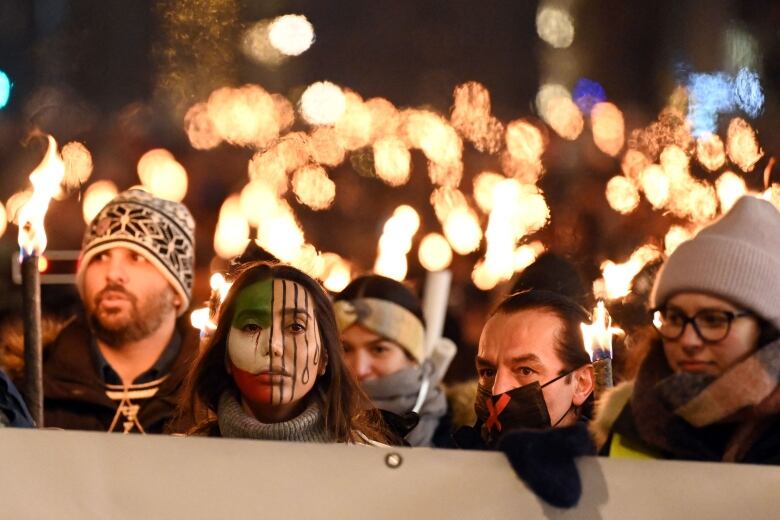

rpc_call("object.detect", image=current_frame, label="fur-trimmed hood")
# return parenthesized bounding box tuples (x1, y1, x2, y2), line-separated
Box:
(0, 316, 70, 380)
(444, 379, 478, 429)
(589, 381, 634, 450)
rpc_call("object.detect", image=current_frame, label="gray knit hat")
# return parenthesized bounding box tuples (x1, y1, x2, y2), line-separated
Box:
(651, 196, 780, 329)
(76, 189, 195, 315)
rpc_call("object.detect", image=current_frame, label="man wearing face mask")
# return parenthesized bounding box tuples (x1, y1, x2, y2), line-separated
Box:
(455, 290, 597, 508)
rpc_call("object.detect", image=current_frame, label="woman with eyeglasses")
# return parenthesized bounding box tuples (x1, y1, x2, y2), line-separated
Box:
(591, 196, 780, 463)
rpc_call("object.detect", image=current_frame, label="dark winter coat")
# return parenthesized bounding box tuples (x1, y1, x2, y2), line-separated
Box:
(40, 317, 198, 433)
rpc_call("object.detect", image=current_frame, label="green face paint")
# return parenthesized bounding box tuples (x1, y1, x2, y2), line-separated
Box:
(231, 279, 273, 329)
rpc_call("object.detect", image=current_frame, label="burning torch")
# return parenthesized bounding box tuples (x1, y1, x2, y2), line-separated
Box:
(16, 136, 65, 427)
(580, 300, 621, 399)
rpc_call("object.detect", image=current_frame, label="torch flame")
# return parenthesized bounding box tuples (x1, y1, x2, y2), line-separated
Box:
(17, 135, 65, 257)
(599, 244, 661, 300)
(580, 301, 622, 361)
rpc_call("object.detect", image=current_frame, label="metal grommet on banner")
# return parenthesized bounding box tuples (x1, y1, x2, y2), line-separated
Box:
(385, 452, 403, 469)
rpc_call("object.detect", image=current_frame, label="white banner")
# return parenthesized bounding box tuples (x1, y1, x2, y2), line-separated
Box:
(1, 429, 778, 519)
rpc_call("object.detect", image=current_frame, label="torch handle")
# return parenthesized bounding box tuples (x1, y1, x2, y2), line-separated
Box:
(593, 358, 613, 399)
(22, 255, 43, 427)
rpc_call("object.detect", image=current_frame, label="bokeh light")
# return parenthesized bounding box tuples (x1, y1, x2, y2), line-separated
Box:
(214, 195, 250, 259)
(573, 78, 606, 115)
(0, 202, 7, 238)
(695, 134, 726, 172)
(450, 81, 503, 154)
(137, 149, 188, 202)
(300, 81, 346, 126)
(373, 137, 411, 186)
(241, 19, 287, 66)
(418, 233, 453, 272)
(536, 7, 575, 48)
(543, 96, 583, 140)
(443, 206, 482, 255)
(322, 253, 352, 292)
(291, 164, 336, 210)
(308, 127, 346, 167)
(82, 180, 118, 224)
(0, 70, 11, 109)
(600, 245, 661, 300)
(734, 68, 764, 118)
(715, 171, 747, 213)
(505, 119, 545, 165)
(591, 102, 625, 156)
(726, 117, 763, 172)
(605, 176, 640, 214)
(473, 171, 505, 214)
(207, 84, 280, 148)
(664, 225, 694, 256)
(268, 14, 315, 56)
(639, 164, 670, 208)
(61, 141, 93, 190)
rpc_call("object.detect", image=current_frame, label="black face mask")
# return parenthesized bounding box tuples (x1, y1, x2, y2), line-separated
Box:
(475, 371, 574, 446)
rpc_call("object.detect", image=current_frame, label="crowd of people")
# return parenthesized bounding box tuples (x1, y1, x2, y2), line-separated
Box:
(2, 189, 780, 508)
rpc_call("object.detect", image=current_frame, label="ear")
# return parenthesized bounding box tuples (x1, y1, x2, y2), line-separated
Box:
(571, 364, 595, 407)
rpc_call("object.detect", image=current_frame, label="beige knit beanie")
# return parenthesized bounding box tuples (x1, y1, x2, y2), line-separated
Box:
(651, 196, 780, 329)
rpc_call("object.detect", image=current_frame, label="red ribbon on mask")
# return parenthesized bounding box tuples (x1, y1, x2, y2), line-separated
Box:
(485, 393, 511, 432)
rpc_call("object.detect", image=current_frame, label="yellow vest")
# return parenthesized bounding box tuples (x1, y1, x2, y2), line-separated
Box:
(609, 432, 661, 460)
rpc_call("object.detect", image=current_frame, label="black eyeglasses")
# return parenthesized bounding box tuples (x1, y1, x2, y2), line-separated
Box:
(651, 307, 753, 342)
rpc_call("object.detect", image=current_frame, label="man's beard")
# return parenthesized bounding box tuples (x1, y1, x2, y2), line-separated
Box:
(88, 283, 176, 346)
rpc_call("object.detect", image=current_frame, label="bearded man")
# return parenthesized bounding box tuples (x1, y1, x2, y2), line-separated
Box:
(42, 189, 197, 433)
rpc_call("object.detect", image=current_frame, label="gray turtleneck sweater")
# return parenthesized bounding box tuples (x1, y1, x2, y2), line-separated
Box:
(217, 391, 330, 442)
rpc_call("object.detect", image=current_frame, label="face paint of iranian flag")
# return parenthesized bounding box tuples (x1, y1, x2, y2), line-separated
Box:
(227, 278, 323, 408)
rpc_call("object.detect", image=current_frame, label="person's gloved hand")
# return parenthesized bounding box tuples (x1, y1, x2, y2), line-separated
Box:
(0, 369, 34, 428)
(497, 422, 595, 508)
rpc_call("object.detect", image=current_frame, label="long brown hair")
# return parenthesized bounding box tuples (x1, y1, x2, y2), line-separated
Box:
(180, 261, 392, 443)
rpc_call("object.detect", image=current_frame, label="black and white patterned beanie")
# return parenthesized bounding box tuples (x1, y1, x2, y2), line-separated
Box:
(76, 189, 195, 315)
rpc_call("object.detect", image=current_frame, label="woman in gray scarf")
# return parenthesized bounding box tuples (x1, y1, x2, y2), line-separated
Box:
(179, 262, 394, 445)
(334, 275, 451, 447)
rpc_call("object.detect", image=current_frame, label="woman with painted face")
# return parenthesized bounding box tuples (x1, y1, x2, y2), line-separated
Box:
(333, 275, 454, 447)
(592, 196, 780, 464)
(180, 262, 392, 444)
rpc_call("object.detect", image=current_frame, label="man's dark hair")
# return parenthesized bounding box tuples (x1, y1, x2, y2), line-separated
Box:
(491, 289, 594, 417)
(509, 252, 589, 309)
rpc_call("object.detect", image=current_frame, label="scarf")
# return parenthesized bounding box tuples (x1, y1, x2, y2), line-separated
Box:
(361, 366, 447, 447)
(630, 338, 780, 461)
(217, 391, 330, 442)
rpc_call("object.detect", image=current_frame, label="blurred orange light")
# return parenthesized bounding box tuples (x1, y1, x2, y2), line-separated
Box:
(696, 134, 726, 172)
(505, 119, 545, 164)
(308, 127, 346, 167)
(726, 117, 763, 172)
(715, 171, 747, 213)
(605, 176, 640, 214)
(82, 180, 118, 224)
(418, 233, 453, 272)
(137, 149, 188, 202)
(591, 102, 625, 157)
(184, 102, 222, 150)
(61, 141, 93, 190)
(373, 137, 411, 187)
(451, 81, 503, 154)
(621, 149, 650, 182)
(299, 81, 346, 126)
(291, 164, 336, 211)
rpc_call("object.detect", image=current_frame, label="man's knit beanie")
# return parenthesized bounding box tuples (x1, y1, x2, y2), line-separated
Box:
(76, 189, 195, 315)
(651, 196, 780, 329)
